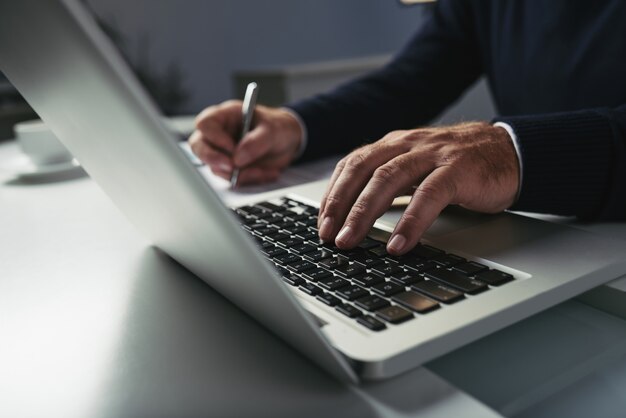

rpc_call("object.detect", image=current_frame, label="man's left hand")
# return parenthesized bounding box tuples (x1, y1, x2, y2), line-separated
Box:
(317, 122, 520, 255)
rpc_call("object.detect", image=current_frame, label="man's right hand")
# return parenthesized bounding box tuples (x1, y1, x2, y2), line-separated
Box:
(189, 100, 304, 186)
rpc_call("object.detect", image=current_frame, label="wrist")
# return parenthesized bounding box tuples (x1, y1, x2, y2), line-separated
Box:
(280, 107, 307, 160)
(493, 122, 523, 206)
(491, 123, 521, 208)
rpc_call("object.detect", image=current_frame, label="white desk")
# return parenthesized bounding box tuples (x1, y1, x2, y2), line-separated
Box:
(0, 139, 500, 417)
(2, 131, 626, 417)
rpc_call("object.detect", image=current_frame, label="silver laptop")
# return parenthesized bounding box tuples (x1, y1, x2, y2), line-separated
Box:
(3, 0, 626, 384)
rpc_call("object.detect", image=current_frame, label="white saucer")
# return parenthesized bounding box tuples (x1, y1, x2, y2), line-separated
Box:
(1, 155, 84, 180)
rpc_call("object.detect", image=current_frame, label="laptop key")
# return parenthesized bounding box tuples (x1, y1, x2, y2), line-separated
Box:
(286, 225, 308, 235)
(287, 260, 317, 273)
(319, 257, 350, 270)
(431, 253, 466, 268)
(318, 277, 350, 291)
(273, 253, 301, 265)
(368, 246, 388, 257)
(351, 253, 385, 268)
(299, 282, 322, 296)
(253, 211, 275, 220)
(335, 285, 369, 301)
(334, 263, 366, 277)
(412, 279, 464, 303)
(276, 237, 304, 248)
(355, 295, 390, 311)
(284, 213, 308, 222)
(351, 272, 385, 287)
(392, 291, 440, 313)
(272, 219, 296, 230)
(357, 315, 386, 331)
(291, 243, 318, 254)
(251, 225, 279, 236)
(238, 205, 263, 215)
(303, 250, 333, 262)
(299, 230, 319, 240)
(403, 259, 437, 273)
(300, 218, 318, 227)
(371, 262, 404, 277)
(425, 269, 488, 294)
(260, 241, 274, 250)
(410, 244, 444, 259)
(262, 246, 287, 257)
(256, 201, 283, 212)
(275, 266, 290, 277)
(266, 233, 290, 242)
(375, 305, 414, 324)
(335, 304, 363, 318)
(334, 247, 366, 259)
(389, 271, 421, 285)
(357, 238, 382, 250)
(476, 269, 514, 286)
(371, 281, 404, 297)
(283, 274, 304, 286)
(240, 216, 259, 226)
(316, 292, 341, 307)
(303, 268, 333, 282)
(453, 261, 489, 276)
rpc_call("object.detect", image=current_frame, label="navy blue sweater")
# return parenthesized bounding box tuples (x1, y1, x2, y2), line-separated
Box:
(288, 0, 626, 220)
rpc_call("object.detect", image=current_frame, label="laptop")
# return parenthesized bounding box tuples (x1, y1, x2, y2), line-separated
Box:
(3, 0, 626, 384)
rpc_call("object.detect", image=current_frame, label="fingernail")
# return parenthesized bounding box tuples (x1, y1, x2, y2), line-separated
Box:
(387, 234, 407, 253)
(235, 150, 251, 166)
(218, 162, 232, 172)
(319, 216, 333, 240)
(336, 226, 353, 245)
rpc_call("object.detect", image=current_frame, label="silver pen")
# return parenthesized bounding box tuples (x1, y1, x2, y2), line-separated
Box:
(230, 82, 259, 189)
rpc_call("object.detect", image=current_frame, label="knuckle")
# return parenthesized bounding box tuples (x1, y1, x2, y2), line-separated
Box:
(419, 176, 456, 202)
(345, 151, 368, 171)
(372, 164, 399, 184)
(322, 194, 343, 215)
(336, 157, 348, 171)
(399, 211, 421, 227)
(194, 105, 219, 129)
(414, 183, 441, 203)
(382, 130, 404, 142)
(400, 129, 422, 143)
(349, 200, 370, 220)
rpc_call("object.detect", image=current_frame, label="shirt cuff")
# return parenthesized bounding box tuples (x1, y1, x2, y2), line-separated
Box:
(493, 110, 614, 218)
(280, 107, 308, 160)
(493, 121, 523, 205)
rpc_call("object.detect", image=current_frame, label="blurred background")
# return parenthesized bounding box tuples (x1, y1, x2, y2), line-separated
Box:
(0, 0, 494, 140)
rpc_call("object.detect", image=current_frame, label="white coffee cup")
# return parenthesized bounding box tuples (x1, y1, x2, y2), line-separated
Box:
(15, 119, 73, 166)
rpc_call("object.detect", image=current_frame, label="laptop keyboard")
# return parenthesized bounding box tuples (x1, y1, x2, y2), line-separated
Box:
(233, 198, 516, 332)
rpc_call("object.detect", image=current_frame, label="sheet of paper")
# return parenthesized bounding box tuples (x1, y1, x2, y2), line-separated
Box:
(178, 141, 340, 206)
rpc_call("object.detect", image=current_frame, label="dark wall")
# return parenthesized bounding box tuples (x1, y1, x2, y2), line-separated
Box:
(86, 0, 425, 113)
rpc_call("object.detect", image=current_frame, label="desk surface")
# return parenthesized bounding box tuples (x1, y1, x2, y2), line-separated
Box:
(2, 133, 626, 417)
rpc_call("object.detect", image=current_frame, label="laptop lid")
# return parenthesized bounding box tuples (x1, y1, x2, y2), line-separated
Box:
(0, 0, 358, 383)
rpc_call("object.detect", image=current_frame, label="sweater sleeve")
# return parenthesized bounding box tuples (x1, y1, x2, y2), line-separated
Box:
(286, 0, 483, 162)
(494, 105, 626, 220)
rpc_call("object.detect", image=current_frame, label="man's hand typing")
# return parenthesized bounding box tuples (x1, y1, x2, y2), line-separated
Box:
(317, 122, 520, 255)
